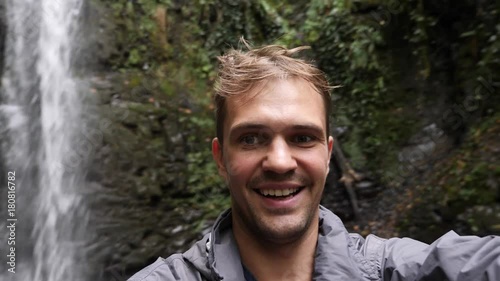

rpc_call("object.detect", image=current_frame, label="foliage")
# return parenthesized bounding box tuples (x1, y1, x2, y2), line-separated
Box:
(102, 0, 500, 227)
(302, 0, 420, 173)
(300, 0, 499, 176)
(104, 0, 172, 68)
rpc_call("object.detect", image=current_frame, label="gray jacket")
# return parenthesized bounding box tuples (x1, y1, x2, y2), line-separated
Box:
(128, 206, 500, 281)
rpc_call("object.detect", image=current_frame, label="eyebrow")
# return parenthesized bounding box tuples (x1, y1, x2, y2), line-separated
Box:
(228, 123, 267, 140)
(291, 123, 327, 140)
(228, 122, 326, 139)
(291, 124, 325, 135)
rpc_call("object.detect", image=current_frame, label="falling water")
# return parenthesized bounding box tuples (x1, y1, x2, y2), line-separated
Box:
(0, 0, 89, 280)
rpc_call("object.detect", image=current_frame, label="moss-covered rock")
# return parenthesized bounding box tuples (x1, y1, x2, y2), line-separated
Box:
(396, 113, 500, 243)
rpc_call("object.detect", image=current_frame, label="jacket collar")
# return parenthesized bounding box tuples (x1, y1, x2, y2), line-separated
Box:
(314, 206, 372, 280)
(208, 209, 244, 280)
(184, 206, 373, 280)
(183, 209, 243, 280)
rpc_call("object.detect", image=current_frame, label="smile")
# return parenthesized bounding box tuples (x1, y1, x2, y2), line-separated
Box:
(256, 187, 303, 198)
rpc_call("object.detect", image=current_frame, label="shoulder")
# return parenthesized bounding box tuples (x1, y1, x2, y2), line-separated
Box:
(127, 254, 202, 281)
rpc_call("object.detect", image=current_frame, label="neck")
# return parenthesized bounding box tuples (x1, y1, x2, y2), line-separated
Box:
(233, 214, 319, 281)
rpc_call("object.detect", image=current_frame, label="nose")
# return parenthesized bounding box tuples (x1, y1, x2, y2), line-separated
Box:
(262, 137, 297, 174)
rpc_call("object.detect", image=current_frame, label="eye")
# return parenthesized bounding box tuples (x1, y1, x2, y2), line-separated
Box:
(294, 135, 314, 143)
(241, 134, 259, 145)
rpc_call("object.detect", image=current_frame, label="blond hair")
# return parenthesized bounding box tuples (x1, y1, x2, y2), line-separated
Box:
(214, 38, 332, 144)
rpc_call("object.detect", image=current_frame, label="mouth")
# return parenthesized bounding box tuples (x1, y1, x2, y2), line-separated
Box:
(254, 187, 304, 200)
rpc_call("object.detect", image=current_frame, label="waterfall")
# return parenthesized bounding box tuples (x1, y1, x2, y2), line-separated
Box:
(0, 0, 89, 280)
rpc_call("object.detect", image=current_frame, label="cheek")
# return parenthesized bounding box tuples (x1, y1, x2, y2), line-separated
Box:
(302, 153, 330, 178)
(224, 159, 244, 180)
(224, 153, 259, 180)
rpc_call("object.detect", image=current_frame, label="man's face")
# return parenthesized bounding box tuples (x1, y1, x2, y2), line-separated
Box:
(212, 78, 333, 244)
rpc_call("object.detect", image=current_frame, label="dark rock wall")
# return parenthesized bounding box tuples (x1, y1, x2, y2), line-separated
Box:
(85, 72, 211, 279)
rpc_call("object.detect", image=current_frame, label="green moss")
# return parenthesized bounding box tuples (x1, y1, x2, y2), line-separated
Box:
(397, 113, 500, 241)
(127, 102, 169, 118)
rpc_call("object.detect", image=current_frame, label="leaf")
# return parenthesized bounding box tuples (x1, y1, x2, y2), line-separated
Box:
(460, 30, 476, 38)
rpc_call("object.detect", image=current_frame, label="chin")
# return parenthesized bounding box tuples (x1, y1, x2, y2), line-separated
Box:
(254, 215, 315, 244)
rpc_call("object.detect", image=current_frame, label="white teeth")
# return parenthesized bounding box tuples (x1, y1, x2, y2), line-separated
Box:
(259, 188, 299, 197)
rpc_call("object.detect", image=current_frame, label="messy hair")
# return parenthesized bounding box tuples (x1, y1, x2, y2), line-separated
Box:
(214, 38, 333, 144)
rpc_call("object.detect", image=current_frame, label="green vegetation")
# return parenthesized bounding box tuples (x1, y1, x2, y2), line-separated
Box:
(99, 0, 499, 230)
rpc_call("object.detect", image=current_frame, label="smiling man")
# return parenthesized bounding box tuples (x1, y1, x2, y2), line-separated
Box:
(214, 75, 333, 280)
(128, 39, 500, 281)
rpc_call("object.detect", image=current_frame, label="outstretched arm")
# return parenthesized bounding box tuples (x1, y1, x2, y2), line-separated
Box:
(380, 231, 500, 281)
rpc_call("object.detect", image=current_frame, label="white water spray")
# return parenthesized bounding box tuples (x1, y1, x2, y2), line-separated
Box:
(1, 0, 89, 280)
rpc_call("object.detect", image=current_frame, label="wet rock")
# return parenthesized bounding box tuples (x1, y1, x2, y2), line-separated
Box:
(399, 123, 454, 172)
(87, 70, 206, 279)
(355, 180, 383, 198)
(171, 225, 184, 235)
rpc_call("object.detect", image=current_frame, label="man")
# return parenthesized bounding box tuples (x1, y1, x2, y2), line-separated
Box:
(128, 40, 500, 281)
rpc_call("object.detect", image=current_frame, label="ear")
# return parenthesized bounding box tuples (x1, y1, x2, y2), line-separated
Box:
(327, 136, 334, 172)
(212, 138, 227, 179)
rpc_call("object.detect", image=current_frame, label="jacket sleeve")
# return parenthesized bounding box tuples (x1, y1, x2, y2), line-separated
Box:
(380, 231, 500, 281)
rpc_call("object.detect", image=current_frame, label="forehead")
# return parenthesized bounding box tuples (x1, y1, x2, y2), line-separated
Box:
(223, 78, 326, 137)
